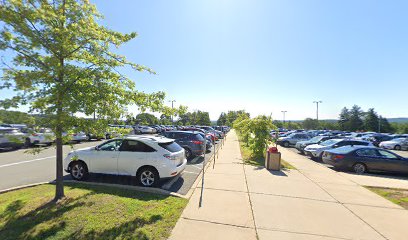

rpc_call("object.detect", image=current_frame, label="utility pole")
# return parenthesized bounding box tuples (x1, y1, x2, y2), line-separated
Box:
(378, 116, 381, 133)
(281, 111, 287, 124)
(169, 100, 176, 124)
(313, 101, 322, 121)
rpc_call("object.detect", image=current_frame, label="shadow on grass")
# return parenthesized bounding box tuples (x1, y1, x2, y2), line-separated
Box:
(0, 183, 169, 240)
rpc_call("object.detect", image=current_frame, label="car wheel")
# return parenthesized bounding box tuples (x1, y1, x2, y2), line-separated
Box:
(24, 138, 31, 148)
(395, 145, 402, 151)
(70, 161, 89, 180)
(353, 163, 367, 174)
(283, 141, 290, 147)
(105, 134, 111, 139)
(86, 135, 91, 141)
(184, 148, 193, 159)
(137, 167, 159, 187)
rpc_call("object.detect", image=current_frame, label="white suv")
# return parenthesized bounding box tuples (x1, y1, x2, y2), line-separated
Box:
(64, 135, 187, 187)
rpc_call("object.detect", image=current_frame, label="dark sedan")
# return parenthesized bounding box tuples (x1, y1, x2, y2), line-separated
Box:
(322, 146, 408, 174)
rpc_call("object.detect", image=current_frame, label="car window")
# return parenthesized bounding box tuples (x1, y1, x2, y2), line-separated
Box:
(377, 150, 399, 159)
(356, 149, 378, 157)
(99, 140, 122, 151)
(120, 140, 156, 152)
(159, 141, 182, 153)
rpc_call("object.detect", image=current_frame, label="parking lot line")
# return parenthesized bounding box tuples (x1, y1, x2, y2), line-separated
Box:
(0, 156, 55, 168)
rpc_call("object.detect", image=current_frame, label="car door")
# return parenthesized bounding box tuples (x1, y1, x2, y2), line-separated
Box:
(376, 149, 408, 173)
(402, 139, 408, 150)
(117, 140, 157, 176)
(91, 139, 122, 175)
(355, 148, 383, 171)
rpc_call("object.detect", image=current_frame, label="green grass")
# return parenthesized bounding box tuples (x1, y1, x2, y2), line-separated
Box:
(0, 183, 187, 240)
(237, 135, 296, 170)
(366, 187, 408, 209)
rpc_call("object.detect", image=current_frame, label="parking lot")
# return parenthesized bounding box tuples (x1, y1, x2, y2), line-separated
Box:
(286, 147, 408, 189)
(0, 137, 223, 195)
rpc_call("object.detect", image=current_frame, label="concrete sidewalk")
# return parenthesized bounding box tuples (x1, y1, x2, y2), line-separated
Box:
(170, 131, 408, 240)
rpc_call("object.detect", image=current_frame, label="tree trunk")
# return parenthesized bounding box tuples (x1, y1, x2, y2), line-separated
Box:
(54, 113, 64, 201)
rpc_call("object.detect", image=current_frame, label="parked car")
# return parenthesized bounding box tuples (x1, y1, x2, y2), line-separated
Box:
(295, 136, 336, 154)
(138, 126, 156, 134)
(322, 146, 408, 174)
(277, 133, 311, 147)
(379, 138, 408, 151)
(161, 131, 205, 159)
(24, 128, 55, 146)
(62, 131, 87, 143)
(64, 135, 186, 187)
(0, 127, 25, 150)
(304, 139, 372, 160)
(367, 134, 394, 147)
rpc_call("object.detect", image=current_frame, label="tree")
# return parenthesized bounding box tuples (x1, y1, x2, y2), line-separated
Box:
(217, 112, 227, 126)
(0, 0, 166, 201)
(0, 109, 35, 126)
(338, 107, 350, 131)
(378, 116, 393, 133)
(348, 105, 364, 131)
(303, 118, 319, 130)
(135, 113, 158, 125)
(363, 108, 379, 132)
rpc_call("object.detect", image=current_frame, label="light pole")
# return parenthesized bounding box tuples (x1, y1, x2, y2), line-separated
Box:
(313, 101, 322, 121)
(378, 116, 381, 133)
(169, 100, 176, 124)
(281, 111, 287, 124)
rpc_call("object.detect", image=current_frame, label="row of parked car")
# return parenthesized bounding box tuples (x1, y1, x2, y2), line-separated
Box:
(0, 122, 230, 151)
(63, 126, 230, 187)
(274, 129, 408, 175)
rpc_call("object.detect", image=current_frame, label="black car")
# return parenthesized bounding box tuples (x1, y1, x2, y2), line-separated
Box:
(161, 131, 205, 159)
(322, 146, 408, 174)
(367, 134, 394, 147)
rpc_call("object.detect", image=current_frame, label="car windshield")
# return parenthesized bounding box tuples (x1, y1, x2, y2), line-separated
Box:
(320, 139, 341, 146)
(287, 133, 297, 138)
(309, 136, 323, 142)
(159, 141, 182, 153)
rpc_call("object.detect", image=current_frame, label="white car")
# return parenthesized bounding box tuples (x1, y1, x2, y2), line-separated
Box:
(138, 126, 157, 134)
(304, 139, 373, 160)
(379, 138, 408, 151)
(24, 128, 55, 146)
(63, 131, 87, 143)
(64, 135, 187, 187)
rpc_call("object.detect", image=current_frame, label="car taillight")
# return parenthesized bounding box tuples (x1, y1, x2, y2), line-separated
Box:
(333, 155, 345, 160)
(32, 133, 38, 136)
(192, 140, 202, 145)
(163, 154, 176, 160)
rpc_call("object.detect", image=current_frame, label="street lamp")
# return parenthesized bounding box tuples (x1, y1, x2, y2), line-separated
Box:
(313, 101, 322, 121)
(168, 100, 176, 124)
(281, 111, 287, 124)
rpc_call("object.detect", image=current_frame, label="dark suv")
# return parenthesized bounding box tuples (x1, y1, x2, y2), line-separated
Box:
(162, 131, 205, 159)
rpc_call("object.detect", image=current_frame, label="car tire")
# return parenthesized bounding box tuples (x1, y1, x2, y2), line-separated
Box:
(24, 138, 31, 148)
(282, 141, 290, 147)
(137, 167, 159, 187)
(353, 163, 367, 174)
(395, 145, 402, 151)
(86, 135, 91, 141)
(70, 161, 89, 180)
(184, 148, 193, 160)
(105, 134, 111, 139)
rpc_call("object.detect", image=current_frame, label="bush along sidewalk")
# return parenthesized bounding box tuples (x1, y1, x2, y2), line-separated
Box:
(234, 114, 295, 170)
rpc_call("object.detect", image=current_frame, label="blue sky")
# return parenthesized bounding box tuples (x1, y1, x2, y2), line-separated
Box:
(1, 0, 408, 120)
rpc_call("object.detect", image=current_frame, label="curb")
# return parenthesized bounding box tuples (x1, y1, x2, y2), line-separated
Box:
(0, 181, 50, 195)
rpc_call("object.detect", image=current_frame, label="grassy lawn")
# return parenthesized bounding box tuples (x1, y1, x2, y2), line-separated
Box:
(237, 135, 296, 170)
(0, 183, 187, 240)
(366, 187, 408, 209)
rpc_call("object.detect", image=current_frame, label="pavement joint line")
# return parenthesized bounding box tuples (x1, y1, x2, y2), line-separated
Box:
(241, 144, 259, 240)
(249, 191, 338, 203)
(181, 216, 255, 230)
(256, 227, 352, 240)
(0, 156, 55, 168)
(195, 186, 247, 193)
(285, 149, 390, 240)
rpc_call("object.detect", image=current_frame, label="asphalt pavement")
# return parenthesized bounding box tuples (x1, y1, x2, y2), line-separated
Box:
(0, 138, 222, 195)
